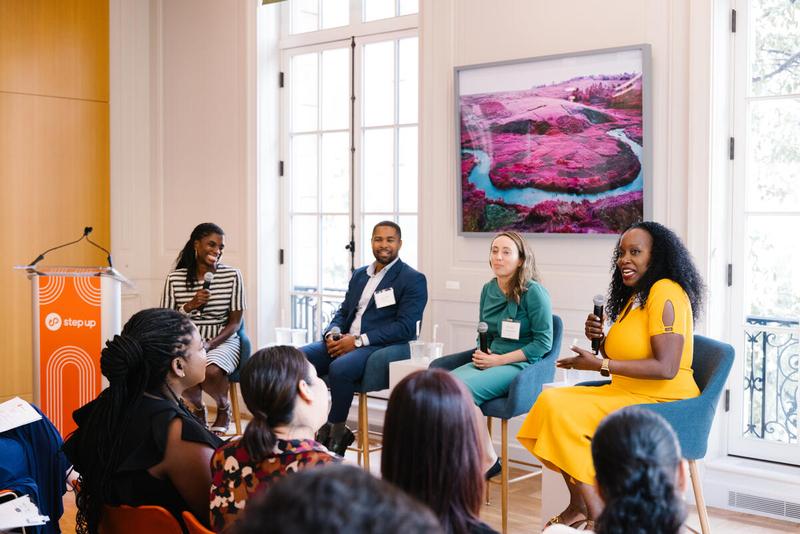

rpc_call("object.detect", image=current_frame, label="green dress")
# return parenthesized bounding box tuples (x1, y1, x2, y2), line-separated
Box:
(451, 279, 553, 404)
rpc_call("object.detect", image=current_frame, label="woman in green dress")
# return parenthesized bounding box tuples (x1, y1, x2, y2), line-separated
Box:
(431, 231, 553, 476)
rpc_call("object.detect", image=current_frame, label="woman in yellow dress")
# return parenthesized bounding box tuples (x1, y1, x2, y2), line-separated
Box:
(517, 221, 704, 529)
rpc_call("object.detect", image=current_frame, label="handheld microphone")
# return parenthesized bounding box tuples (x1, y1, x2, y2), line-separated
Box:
(591, 294, 606, 354)
(329, 326, 342, 341)
(199, 272, 214, 312)
(477, 322, 489, 353)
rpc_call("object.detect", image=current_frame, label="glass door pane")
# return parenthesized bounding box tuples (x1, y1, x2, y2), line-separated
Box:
(728, 0, 800, 465)
(286, 43, 351, 341)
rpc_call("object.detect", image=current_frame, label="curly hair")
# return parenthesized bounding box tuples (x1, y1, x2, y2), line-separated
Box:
(606, 221, 705, 323)
(592, 406, 686, 534)
(174, 222, 225, 288)
(67, 308, 196, 534)
(489, 231, 539, 304)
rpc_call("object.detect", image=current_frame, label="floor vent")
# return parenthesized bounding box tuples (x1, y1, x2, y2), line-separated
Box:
(728, 491, 800, 521)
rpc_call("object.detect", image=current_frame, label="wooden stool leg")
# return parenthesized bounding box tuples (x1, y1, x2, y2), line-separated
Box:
(360, 393, 370, 472)
(689, 460, 711, 534)
(501, 418, 509, 534)
(230, 383, 242, 435)
(486, 416, 493, 505)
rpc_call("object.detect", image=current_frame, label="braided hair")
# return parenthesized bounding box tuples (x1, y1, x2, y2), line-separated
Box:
(240, 346, 314, 459)
(174, 222, 225, 288)
(592, 406, 686, 534)
(606, 221, 705, 323)
(70, 308, 195, 534)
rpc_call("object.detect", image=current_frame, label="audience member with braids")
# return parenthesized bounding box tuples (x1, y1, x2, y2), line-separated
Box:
(518, 221, 704, 528)
(545, 406, 688, 534)
(162, 222, 247, 434)
(63, 308, 222, 534)
(209, 346, 339, 532)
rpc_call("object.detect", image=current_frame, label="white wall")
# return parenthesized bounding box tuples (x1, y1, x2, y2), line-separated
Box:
(110, 0, 267, 345)
(417, 0, 716, 460)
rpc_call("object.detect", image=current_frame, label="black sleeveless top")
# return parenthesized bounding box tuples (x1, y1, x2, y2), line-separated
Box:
(64, 394, 222, 526)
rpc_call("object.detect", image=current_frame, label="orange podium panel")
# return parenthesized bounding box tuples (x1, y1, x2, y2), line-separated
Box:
(16, 266, 128, 438)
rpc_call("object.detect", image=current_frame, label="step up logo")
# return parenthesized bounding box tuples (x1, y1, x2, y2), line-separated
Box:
(44, 312, 98, 331)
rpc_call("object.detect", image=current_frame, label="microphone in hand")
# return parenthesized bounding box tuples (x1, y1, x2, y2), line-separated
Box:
(591, 294, 606, 354)
(329, 326, 342, 341)
(477, 321, 489, 353)
(199, 272, 213, 312)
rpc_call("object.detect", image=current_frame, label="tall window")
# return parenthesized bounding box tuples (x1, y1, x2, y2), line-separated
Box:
(279, 1, 419, 341)
(728, 0, 799, 465)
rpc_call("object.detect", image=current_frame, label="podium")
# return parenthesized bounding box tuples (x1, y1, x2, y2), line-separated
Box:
(14, 266, 131, 437)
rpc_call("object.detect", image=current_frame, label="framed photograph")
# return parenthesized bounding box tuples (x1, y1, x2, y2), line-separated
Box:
(456, 44, 652, 235)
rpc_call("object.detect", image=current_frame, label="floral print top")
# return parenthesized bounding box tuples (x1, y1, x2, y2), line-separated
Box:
(209, 437, 340, 532)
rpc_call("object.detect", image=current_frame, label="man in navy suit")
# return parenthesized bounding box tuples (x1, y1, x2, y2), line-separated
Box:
(300, 221, 428, 455)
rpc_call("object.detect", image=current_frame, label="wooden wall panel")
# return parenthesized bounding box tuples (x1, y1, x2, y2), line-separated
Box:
(0, 0, 109, 101)
(0, 0, 109, 402)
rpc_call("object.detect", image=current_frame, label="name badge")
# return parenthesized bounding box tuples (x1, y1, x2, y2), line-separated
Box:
(501, 319, 521, 340)
(374, 288, 396, 309)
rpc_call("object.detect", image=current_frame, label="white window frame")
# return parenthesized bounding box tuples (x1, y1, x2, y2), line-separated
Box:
(726, 0, 800, 465)
(277, 1, 419, 335)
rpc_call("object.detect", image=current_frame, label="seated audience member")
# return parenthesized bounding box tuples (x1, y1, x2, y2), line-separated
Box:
(64, 308, 222, 534)
(517, 221, 703, 527)
(0, 403, 70, 533)
(382, 369, 498, 534)
(234, 464, 443, 534)
(431, 231, 552, 477)
(209, 346, 339, 532)
(545, 406, 687, 534)
(299, 221, 428, 455)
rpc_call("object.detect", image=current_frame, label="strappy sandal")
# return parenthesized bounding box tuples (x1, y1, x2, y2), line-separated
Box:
(191, 403, 208, 428)
(209, 403, 232, 435)
(545, 512, 589, 530)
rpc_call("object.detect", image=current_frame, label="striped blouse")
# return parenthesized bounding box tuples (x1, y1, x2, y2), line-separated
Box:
(161, 265, 246, 340)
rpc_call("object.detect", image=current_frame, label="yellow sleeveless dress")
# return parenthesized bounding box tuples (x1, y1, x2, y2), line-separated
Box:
(516, 279, 700, 485)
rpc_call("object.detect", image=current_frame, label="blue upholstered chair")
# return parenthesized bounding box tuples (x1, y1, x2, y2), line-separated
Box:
(352, 342, 412, 470)
(578, 335, 734, 534)
(430, 315, 563, 534)
(226, 320, 252, 436)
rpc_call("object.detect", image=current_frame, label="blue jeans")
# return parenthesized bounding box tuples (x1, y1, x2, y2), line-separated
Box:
(300, 341, 380, 424)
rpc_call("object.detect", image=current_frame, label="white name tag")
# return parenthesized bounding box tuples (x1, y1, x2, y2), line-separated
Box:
(501, 319, 521, 340)
(374, 287, 396, 309)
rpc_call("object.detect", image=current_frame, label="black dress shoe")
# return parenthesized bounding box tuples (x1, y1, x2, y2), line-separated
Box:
(315, 422, 332, 446)
(485, 458, 501, 480)
(328, 425, 355, 456)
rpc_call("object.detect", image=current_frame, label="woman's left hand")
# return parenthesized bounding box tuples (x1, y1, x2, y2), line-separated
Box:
(472, 349, 500, 370)
(556, 345, 603, 372)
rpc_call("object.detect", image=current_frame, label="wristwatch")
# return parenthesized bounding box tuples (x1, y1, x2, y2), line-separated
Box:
(600, 358, 611, 377)
(354, 335, 363, 348)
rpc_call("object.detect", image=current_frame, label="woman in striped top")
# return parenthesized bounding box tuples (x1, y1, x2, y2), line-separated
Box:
(162, 222, 246, 434)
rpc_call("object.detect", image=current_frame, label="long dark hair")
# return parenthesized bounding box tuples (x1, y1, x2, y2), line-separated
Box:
(381, 369, 484, 534)
(592, 406, 686, 534)
(70, 308, 196, 534)
(174, 222, 225, 288)
(606, 221, 704, 322)
(489, 231, 539, 304)
(240, 346, 314, 459)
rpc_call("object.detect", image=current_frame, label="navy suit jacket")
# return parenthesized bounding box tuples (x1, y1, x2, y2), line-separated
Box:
(325, 259, 428, 347)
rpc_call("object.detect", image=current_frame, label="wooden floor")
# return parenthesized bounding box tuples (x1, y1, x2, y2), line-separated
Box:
(59, 466, 799, 533)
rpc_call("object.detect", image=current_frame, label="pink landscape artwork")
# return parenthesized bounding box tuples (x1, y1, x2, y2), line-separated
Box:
(458, 48, 648, 234)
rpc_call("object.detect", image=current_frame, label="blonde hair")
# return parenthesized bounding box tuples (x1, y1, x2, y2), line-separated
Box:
(489, 231, 539, 303)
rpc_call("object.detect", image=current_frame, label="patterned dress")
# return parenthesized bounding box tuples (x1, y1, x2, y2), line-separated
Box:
(209, 438, 340, 532)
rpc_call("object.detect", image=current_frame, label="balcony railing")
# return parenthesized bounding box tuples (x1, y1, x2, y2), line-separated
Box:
(290, 286, 345, 342)
(742, 315, 799, 445)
